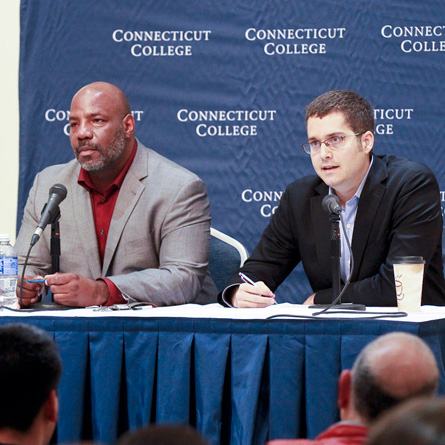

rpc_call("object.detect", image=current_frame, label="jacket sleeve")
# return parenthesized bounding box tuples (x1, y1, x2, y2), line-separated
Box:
(218, 186, 301, 305)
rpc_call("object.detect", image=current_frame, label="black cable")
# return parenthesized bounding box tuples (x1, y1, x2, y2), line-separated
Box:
(1, 305, 34, 313)
(267, 311, 408, 320)
(19, 243, 34, 308)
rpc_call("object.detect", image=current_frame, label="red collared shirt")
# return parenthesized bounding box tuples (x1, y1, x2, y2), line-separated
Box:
(78, 140, 137, 305)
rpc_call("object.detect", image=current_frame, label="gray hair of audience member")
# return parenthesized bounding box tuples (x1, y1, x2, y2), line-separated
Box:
(0, 323, 62, 432)
(367, 397, 445, 445)
(351, 332, 439, 422)
(117, 424, 209, 445)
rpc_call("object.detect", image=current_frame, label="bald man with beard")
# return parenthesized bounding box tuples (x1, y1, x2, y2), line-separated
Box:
(16, 81, 217, 308)
(268, 332, 439, 445)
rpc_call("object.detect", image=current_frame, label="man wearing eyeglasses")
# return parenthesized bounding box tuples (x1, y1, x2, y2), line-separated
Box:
(220, 89, 445, 308)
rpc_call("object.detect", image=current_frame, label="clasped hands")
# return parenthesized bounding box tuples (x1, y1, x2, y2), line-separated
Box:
(16, 273, 110, 308)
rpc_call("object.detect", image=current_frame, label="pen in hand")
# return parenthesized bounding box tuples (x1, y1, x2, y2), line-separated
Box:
(239, 272, 258, 287)
(239, 272, 276, 303)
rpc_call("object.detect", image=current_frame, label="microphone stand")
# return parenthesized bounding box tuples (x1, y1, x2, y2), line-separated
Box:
(310, 207, 365, 311)
(330, 212, 342, 303)
(49, 212, 61, 303)
(50, 213, 61, 275)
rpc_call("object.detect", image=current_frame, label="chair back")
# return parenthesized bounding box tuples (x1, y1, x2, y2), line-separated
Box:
(209, 228, 249, 292)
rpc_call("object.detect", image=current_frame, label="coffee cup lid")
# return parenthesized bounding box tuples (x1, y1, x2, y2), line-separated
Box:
(393, 256, 425, 264)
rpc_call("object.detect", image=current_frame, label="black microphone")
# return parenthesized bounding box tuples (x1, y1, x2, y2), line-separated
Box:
(322, 194, 342, 215)
(30, 184, 68, 246)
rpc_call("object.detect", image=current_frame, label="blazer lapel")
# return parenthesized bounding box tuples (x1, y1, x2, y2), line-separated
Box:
(351, 156, 388, 280)
(102, 144, 148, 276)
(70, 172, 102, 278)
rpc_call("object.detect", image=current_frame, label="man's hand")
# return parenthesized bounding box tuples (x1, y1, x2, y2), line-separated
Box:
(303, 293, 315, 305)
(16, 275, 45, 307)
(45, 273, 110, 307)
(231, 281, 276, 308)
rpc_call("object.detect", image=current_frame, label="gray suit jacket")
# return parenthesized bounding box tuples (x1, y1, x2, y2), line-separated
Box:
(16, 141, 217, 306)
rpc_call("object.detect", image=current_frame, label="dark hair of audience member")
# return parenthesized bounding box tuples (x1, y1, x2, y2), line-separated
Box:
(0, 323, 62, 432)
(367, 397, 445, 445)
(117, 424, 209, 445)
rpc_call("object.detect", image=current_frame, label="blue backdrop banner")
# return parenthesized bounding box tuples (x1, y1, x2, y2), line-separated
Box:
(19, 0, 445, 302)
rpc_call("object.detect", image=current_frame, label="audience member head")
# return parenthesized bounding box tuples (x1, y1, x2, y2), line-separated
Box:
(0, 323, 62, 445)
(305, 89, 375, 135)
(117, 424, 209, 445)
(367, 397, 445, 445)
(347, 332, 438, 424)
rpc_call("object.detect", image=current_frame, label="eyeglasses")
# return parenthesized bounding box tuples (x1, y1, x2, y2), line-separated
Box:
(302, 133, 361, 155)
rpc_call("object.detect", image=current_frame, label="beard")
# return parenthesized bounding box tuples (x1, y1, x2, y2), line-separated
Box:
(74, 126, 127, 172)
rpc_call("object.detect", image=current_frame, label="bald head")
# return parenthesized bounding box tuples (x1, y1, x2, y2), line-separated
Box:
(351, 332, 438, 422)
(71, 82, 131, 117)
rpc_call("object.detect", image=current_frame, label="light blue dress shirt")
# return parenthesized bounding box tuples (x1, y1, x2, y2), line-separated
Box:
(330, 156, 373, 283)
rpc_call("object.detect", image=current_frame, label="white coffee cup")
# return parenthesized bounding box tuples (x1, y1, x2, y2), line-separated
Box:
(393, 256, 425, 312)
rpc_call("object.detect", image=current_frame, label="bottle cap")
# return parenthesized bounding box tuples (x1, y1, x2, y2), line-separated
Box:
(0, 234, 10, 242)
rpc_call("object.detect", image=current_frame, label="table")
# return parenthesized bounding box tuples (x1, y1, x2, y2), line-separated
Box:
(1, 303, 445, 445)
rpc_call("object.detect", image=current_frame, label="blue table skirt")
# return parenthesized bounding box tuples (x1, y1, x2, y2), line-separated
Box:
(1, 316, 444, 445)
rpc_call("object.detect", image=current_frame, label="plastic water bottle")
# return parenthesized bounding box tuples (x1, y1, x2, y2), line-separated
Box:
(0, 234, 18, 308)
